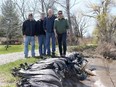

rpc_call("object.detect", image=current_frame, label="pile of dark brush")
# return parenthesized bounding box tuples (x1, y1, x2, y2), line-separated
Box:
(12, 52, 95, 87)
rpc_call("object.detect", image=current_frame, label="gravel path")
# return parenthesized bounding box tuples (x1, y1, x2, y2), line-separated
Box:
(0, 48, 59, 65)
(0, 50, 39, 65)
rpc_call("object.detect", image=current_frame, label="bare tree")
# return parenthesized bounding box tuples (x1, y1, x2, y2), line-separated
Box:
(14, 0, 58, 20)
(82, 0, 116, 57)
(72, 15, 89, 38)
(14, 0, 41, 21)
(28, 0, 41, 15)
(67, 14, 89, 45)
(38, 0, 44, 12)
(13, 0, 27, 21)
(39, 0, 57, 14)
(84, 0, 116, 43)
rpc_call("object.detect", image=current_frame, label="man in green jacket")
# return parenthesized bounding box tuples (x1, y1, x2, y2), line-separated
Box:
(54, 10, 69, 57)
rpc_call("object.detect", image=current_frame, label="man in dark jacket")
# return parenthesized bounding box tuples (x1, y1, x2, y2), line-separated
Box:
(36, 13, 46, 57)
(43, 9, 56, 56)
(54, 11, 69, 57)
(22, 13, 36, 58)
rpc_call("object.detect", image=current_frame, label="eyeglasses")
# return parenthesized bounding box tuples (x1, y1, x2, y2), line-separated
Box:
(58, 13, 62, 15)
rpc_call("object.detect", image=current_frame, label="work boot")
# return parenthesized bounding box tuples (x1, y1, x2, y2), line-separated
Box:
(52, 52, 55, 57)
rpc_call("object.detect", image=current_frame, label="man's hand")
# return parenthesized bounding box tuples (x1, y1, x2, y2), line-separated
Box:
(55, 33, 57, 38)
(67, 31, 70, 35)
(23, 35, 26, 41)
(23, 35, 26, 38)
(54, 30, 57, 38)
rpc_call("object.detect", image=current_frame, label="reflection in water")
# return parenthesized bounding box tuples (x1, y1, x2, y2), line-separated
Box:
(93, 71, 105, 87)
(94, 80, 105, 87)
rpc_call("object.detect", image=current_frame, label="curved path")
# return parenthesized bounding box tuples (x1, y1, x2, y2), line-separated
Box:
(0, 50, 39, 65)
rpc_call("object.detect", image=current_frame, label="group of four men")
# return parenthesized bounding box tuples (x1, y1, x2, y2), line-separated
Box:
(22, 9, 69, 58)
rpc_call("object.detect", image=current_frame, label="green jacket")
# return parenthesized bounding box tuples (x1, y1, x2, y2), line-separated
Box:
(54, 18, 69, 34)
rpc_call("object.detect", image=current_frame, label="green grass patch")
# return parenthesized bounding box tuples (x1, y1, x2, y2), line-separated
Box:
(68, 44, 98, 52)
(0, 58, 39, 87)
(0, 45, 24, 54)
(0, 44, 38, 54)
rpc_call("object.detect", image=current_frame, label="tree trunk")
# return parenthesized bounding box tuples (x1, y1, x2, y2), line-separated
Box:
(5, 35, 9, 50)
(41, 0, 44, 13)
(66, 0, 72, 34)
(66, 0, 73, 45)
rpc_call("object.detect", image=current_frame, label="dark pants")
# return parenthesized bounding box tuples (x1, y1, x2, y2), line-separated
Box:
(57, 32, 67, 56)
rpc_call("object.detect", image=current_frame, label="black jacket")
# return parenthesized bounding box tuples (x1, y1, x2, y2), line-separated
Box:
(36, 19, 46, 36)
(22, 19, 36, 36)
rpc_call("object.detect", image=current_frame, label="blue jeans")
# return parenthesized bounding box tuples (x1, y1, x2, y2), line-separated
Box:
(46, 32, 56, 55)
(24, 36, 35, 57)
(38, 35, 46, 56)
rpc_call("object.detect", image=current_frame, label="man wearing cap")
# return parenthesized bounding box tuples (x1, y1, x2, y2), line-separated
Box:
(36, 13, 46, 57)
(43, 9, 56, 57)
(54, 11, 69, 57)
(22, 13, 36, 58)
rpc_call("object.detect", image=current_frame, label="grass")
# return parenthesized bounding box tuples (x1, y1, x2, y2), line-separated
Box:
(0, 45, 24, 54)
(0, 57, 39, 87)
(68, 44, 98, 52)
(0, 44, 38, 54)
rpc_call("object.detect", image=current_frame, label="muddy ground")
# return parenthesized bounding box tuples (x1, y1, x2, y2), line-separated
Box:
(79, 57, 116, 87)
